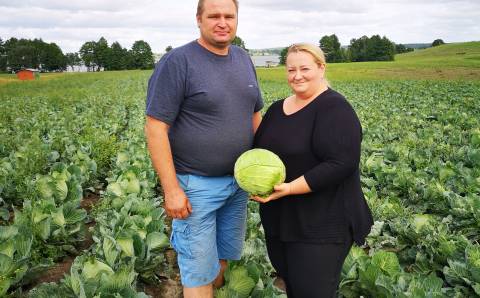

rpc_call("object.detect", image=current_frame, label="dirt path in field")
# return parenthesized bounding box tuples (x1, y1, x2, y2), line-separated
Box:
(142, 213, 182, 297)
(143, 249, 183, 298)
(23, 190, 100, 293)
(24, 257, 75, 290)
(24, 189, 184, 297)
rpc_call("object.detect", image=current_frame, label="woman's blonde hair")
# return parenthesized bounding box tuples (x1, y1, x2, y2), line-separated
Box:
(286, 43, 329, 86)
(287, 43, 327, 66)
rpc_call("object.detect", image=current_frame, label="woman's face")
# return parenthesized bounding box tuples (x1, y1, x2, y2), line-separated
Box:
(286, 51, 325, 97)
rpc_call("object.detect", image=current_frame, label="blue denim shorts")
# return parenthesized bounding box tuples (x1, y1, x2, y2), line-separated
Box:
(170, 174, 248, 287)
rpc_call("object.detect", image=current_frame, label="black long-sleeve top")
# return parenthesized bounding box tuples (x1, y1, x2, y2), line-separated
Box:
(254, 88, 373, 245)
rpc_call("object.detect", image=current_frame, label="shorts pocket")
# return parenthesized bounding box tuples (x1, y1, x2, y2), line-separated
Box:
(170, 221, 193, 259)
(176, 174, 190, 192)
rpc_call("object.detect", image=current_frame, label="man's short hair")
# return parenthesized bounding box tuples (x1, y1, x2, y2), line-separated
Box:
(196, 0, 239, 17)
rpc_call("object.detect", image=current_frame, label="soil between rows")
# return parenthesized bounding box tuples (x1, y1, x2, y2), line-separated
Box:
(22, 190, 183, 297)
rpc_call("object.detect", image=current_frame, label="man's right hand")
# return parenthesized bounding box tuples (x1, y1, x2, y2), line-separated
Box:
(164, 187, 193, 219)
(145, 117, 192, 219)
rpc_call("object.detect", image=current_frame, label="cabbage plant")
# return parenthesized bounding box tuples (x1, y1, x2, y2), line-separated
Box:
(234, 149, 286, 197)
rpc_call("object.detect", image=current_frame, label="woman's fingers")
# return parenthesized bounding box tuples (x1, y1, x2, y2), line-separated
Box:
(250, 195, 270, 203)
(250, 194, 281, 203)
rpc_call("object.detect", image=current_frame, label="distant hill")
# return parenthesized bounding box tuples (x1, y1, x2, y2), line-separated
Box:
(247, 42, 480, 61)
(256, 41, 480, 80)
(340, 43, 432, 50)
(251, 43, 432, 53)
(395, 41, 480, 68)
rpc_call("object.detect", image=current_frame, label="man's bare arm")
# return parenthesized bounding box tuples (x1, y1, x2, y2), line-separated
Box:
(252, 111, 262, 133)
(145, 116, 192, 218)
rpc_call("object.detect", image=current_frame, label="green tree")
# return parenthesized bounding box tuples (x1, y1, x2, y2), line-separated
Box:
(107, 42, 128, 70)
(319, 34, 344, 63)
(232, 36, 248, 51)
(94, 37, 110, 71)
(432, 39, 445, 47)
(31, 38, 45, 68)
(349, 36, 369, 62)
(79, 41, 97, 71)
(380, 36, 395, 60)
(365, 35, 394, 61)
(395, 44, 414, 54)
(0, 38, 7, 72)
(349, 35, 395, 62)
(130, 40, 154, 69)
(7, 39, 37, 70)
(279, 46, 288, 65)
(1, 38, 65, 72)
(165, 45, 173, 53)
(3, 38, 26, 71)
(41, 42, 66, 71)
(340, 47, 350, 62)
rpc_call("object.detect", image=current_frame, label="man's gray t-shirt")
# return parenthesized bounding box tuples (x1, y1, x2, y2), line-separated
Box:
(146, 41, 263, 176)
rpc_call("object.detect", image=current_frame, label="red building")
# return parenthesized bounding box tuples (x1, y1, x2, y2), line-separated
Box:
(16, 69, 39, 80)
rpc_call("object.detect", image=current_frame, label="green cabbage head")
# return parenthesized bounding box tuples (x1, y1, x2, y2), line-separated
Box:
(234, 149, 286, 197)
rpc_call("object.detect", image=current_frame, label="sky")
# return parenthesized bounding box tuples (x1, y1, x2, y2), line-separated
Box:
(0, 0, 479, 54)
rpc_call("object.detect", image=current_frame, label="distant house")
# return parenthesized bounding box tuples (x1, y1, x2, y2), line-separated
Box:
(265, 60, 279, 68)
(250, 55, 280, 67)
(16, 69, 40, 80)
(65, 64, 89, 72)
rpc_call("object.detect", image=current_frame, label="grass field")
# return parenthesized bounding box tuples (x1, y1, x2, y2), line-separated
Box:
(1, 41, 479, 88)
(258, 41, 480, 82)
(1, 41, 480, 297)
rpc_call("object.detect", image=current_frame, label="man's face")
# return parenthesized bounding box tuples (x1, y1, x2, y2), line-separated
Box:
(197, 0, 238, 50)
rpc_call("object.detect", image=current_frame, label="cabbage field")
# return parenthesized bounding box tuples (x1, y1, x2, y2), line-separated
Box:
(1, 44, 480, 297)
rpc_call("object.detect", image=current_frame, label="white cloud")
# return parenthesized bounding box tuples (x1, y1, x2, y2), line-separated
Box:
(0, 0, 478, 53)
(241, 0, 367, 13)
(0, 0, 142, 12)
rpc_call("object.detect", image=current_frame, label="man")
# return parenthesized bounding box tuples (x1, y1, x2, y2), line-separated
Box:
(144, 0, 263, 297)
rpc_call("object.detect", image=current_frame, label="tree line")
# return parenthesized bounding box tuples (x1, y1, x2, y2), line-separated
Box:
(0, 38, 66, 72)
(0, 35, 446, 72)
(279, 34, 439, 64)
(0, 37, 155, 72)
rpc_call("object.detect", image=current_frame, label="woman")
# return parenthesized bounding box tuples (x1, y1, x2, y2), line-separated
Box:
(252, 43, 373, 298)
